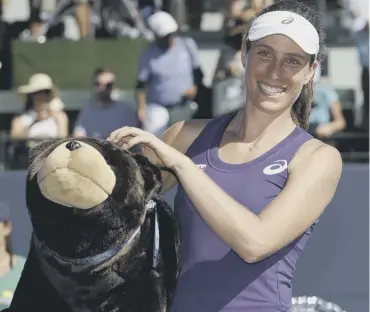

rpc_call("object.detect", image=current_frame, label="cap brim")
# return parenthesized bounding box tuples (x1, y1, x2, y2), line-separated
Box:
(249, 30, 317, 55)
(18, 85, 52, 94)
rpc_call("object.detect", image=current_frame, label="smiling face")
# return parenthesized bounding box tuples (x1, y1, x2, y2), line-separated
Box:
(243, 34, 316, 116)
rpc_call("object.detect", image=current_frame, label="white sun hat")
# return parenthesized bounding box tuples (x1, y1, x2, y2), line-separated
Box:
(18, 73, 54, 94)
(147, 11, 179, 38)
(247, 11, 320, 56)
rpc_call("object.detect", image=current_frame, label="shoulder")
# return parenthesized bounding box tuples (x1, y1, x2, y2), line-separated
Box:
(12, 112, 33, 126)
(161, 119, 213, 153)
(78, 101, 92, 113)
(52, 110, 69, 123)
(289, 138, 343, 183)
(55, 110, 68, 118)
(140, 43, 158, 58)
(116, 101, 138, 116)
(180, 36, 198, 49)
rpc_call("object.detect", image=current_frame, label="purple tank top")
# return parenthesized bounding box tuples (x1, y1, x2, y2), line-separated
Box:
(170, 113, 315, 312)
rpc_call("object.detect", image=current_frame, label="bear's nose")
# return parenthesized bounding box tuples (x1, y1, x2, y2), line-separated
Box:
(65, 141, 82, 151)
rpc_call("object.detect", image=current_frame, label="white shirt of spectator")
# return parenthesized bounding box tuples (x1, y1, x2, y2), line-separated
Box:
(19, 111, 59, 138)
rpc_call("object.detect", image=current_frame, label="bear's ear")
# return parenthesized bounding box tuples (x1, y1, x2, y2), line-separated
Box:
(132, 153, 162, 200)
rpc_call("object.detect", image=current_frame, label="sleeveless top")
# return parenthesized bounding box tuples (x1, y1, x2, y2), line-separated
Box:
(170, 113, 315, 312)
(19, 111, 59, 138)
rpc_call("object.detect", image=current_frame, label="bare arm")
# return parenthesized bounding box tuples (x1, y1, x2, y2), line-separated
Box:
(172, 139, 342, 263)
(53, 111, 69, 138)
(316, 99, 347, 138)
(136, 88, 147, 114)
(10, 117, 30, 139)
(328, 100, 346, 134)
(141, 119, 210, 194)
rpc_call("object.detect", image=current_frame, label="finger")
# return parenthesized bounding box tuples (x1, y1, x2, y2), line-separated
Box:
(107, 128, 121, 141)
(107, 127, 128, 141)
(125, 136, 147, 150)
(117, 135, 134, 148)
(109, 127, 138, 143)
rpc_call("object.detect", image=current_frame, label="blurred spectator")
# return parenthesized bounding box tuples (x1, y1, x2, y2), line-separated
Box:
(0, 203, 26, 310)
(73, 67, 139, 139)
(136, 11, 203, 136)
(213, 18, 246, 82)
(228, 0, 272, 22)
(309, 67, 346, 139)
(28, 0, 91, 39)
(348, 0, 369, 128)
(10, 73, 69, 140)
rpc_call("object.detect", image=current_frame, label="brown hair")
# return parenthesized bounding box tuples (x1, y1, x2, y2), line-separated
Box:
(243, 0, 327, 129)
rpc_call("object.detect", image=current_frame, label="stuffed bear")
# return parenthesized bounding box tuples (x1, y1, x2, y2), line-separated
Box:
(6, 138, 180, 312)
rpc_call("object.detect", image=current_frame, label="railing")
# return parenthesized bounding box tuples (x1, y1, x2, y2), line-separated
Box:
(0, 132, 368, 171)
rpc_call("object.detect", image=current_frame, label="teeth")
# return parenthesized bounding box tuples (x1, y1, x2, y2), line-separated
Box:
(258, 82, 285, 95)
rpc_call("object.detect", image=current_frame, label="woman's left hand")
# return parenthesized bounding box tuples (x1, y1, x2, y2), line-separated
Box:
(107, 127, 189, 170)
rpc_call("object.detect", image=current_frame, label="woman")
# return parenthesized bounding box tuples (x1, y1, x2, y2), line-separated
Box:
(108, 1, 342, 311)
(10, 73, 69, 140)
(0, 203, 26, 310)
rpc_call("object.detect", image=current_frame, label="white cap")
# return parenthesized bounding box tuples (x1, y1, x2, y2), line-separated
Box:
(247, 11, 320, 55)
(18, 73, 53, 93)
(147, 11, 178, 37)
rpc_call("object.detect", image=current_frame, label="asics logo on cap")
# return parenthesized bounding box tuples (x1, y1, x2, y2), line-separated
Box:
(281, 17, 294, 24)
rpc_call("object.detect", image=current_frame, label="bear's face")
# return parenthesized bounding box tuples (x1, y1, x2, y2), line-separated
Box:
(26, 138, 163, 257)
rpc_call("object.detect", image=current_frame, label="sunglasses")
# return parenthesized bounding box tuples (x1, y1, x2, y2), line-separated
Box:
(93, 81, 115, 89)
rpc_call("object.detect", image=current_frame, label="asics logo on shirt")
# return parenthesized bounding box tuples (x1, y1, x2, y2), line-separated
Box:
(263, 160, 288, 175)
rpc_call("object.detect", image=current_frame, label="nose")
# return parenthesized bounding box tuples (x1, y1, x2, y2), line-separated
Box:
(268, 59, 283, 80)
(65, 141, 82, 151)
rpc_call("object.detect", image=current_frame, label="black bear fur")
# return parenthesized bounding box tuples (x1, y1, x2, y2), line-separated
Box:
(6, 138, 180, 312)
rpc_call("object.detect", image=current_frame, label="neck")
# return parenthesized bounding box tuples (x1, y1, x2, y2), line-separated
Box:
(94, 98, 111, 107)
(169, 36, 175, 46)
(231, 103, 296, 144)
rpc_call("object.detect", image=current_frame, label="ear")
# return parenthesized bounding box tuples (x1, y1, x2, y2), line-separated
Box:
(28, 139, 69, 179)
(304, 61, 319, 85)
(132, 154, 162, 200)
(241, 44, 247, 68)
(241, 34, 250, 69)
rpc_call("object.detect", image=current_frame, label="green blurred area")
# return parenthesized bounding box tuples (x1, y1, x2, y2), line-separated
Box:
(12, 38, 148, 90)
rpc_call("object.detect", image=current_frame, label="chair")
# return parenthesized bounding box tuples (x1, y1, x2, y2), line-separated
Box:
(335, 88, 356, 131)
(211, 76, 245, 117)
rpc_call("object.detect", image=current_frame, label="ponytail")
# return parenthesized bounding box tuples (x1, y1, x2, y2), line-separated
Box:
(291, 79, 314, 129)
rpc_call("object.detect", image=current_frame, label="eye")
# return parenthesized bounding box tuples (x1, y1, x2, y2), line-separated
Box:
(257, 50, 271, 58)
(286, 58, 300, 65)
